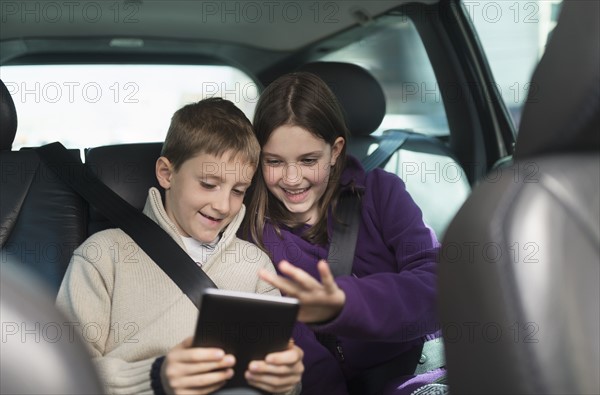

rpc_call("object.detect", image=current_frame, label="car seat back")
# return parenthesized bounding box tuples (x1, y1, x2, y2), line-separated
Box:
(85, 142, 163, 235)
(439, 1, 600, 393)
(0, 79, 87, 294)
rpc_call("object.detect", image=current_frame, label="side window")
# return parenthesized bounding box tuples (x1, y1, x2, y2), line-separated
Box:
(319, 18, 449, 137)
(464, 0, 563, 130)
(318, 18, 468, 239)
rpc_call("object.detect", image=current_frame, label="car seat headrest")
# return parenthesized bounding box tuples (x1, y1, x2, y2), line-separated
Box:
(515, 1, 600, 159)
(298, 62, 386, 137)
(0, 79, 18, 151)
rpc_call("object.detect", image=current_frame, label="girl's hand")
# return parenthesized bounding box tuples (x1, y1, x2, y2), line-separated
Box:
(161, 337, 235, 395)
(259, 259, 346, 323)
(245, 340, 304, 393)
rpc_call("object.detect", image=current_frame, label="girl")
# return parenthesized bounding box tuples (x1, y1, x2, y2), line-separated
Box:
(243, 72, 445, 395)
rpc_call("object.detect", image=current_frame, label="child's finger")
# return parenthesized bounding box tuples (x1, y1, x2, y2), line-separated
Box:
(181, 336, 194, 347)
(259, 268, 301, 295)
(168, 355, 236, 376)
(175, 347, 226, 363)
(278, 260, 320, 289)
(264, 344, 303, 365)
(317, 260, 337, 292)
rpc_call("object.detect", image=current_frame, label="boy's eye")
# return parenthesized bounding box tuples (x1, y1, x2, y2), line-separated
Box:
(200, 181, 216, 190)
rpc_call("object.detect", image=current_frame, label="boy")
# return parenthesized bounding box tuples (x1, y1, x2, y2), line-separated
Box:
(56, 98, 303, 395)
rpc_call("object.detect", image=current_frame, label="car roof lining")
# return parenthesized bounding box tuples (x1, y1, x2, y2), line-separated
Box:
(0, 1, 440, 77)
(0, 0, 438, 51)
(0, 12, 402, 84)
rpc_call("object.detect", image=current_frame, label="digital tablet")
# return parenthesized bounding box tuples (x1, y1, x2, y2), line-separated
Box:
(192, 288, 300, 389)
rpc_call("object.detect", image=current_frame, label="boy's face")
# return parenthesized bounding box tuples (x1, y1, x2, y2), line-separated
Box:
(156, 150, 255, 243)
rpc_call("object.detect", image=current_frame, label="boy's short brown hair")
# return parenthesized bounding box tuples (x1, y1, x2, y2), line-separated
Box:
(161, 98, 259, 171)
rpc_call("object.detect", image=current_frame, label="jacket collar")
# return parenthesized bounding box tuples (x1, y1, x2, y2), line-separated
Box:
(339, 155, 367, 193)
(142, 187, 245, 251)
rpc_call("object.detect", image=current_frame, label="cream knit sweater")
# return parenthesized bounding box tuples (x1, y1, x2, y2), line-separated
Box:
(56, 188, 292, 395)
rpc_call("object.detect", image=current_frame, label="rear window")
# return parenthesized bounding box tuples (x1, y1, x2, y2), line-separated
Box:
(1, 64, 259, 150)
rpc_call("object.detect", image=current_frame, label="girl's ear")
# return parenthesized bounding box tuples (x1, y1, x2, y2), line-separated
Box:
(156, 156, 174, 189)
(330, 137, 345, 166)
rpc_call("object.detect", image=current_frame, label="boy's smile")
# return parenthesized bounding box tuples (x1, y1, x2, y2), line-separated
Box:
(157, 150, 254, 243)
(199, 212, 223, 223)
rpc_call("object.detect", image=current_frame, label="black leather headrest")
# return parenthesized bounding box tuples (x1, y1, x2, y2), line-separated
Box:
(515, 1, 600, 159)
(0, 79, 18, 151)
(85, 142, 163, 235)
(297, 62, 386, 137)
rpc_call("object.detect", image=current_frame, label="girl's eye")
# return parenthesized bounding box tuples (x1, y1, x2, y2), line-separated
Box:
(264, 159, 282, 166)
(200, 182, 216, 190)
(301, 158, 317, 165)
(232, 189, 246, 196)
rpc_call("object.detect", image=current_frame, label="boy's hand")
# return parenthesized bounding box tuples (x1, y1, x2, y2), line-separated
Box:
(259, 259, 346, 323)
(245, 340, 304, 393)
(161, 336, 235, 395)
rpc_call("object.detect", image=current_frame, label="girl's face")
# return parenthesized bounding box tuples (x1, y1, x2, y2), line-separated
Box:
(261, 124, 344, 225)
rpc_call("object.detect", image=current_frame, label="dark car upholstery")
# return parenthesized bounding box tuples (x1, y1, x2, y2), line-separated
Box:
(85, 142, 163, 235)
(0, 79, 87, 293)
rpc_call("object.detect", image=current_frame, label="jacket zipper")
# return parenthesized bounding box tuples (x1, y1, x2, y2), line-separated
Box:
(335, 340, 345, 362)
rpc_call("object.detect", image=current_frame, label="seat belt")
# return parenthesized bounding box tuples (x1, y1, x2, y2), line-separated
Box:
(327, 190, 362, 277)
(320, 130, 445, 393)
(36, 142, 216, 309)
(319, 130, 408, 358)
(361, 130, 410, 172)
(327, 129, 411, 275)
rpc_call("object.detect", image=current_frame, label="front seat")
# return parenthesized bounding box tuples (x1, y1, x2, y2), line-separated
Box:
(439, 1, 599, 394)
(1, 261, 103, 394)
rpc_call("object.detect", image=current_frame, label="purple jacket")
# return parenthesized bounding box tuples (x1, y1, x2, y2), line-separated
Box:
(262, 156, 442, 394)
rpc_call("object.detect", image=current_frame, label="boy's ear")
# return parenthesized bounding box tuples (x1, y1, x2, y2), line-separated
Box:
(156, 156, 174, 189)
(330, 137, 345, 166)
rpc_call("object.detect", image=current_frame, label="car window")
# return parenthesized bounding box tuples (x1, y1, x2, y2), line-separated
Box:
(0, 64, 259, 151)
(319, 17, 449, 137)
(464, 0, 563, 130)
(318, 16, 466, 239)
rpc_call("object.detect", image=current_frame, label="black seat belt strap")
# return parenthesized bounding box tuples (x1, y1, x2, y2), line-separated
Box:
(327, 191, 361, 277)
(361, 130, 410, 172)
(328, 130, 410, 275)
(36, 142, 216, 309)
(317, 190, 361, 360)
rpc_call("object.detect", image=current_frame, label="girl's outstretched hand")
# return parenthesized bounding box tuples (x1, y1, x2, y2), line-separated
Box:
(259, 260, 346, 323)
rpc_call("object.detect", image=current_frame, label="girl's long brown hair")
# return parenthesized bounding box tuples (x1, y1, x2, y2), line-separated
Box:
(243, 72, 349, 252)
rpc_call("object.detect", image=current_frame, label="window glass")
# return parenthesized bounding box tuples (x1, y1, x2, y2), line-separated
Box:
(319, 17, 449, 136)
(1, 64, 259, 150)
(318, 17, 465, 239)
(463, 0, 563, 129)
(383, 149, 470, 239)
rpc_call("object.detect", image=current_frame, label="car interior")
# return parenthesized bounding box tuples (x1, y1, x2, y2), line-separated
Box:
(439, 2, 599, 393)
(1, 0, 598, 394)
